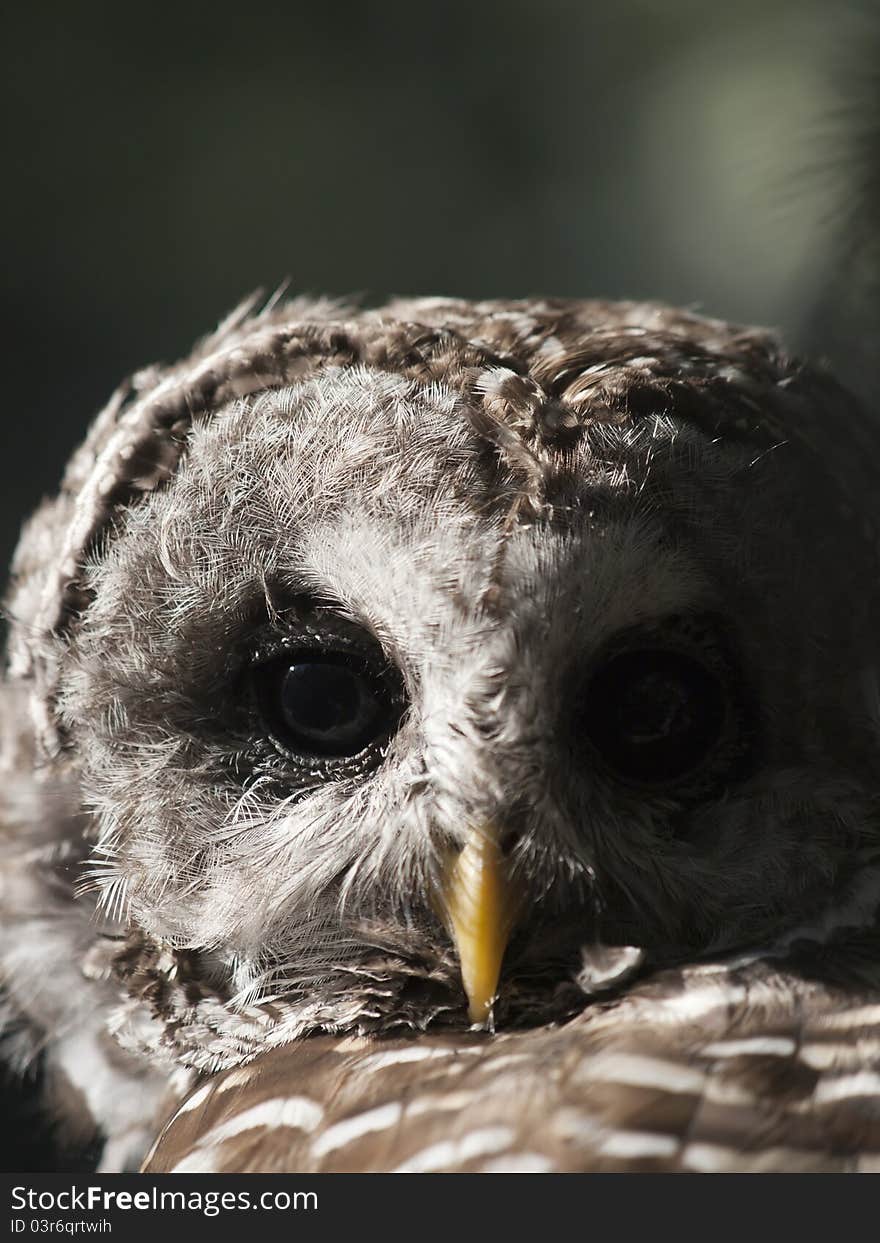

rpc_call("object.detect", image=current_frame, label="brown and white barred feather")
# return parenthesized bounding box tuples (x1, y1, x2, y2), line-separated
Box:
(143, 953, 880, 1173)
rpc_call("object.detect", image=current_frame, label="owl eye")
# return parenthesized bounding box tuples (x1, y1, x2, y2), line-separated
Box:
(254, 651, 400, 759)
(579, 647, 731, 785)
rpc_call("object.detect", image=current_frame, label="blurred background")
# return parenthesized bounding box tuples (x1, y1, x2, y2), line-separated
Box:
(3, 0, 880, 576)
(2, 0, 879, 1168)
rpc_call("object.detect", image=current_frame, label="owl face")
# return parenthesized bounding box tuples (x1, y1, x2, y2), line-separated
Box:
(50, 334, 880, 1040)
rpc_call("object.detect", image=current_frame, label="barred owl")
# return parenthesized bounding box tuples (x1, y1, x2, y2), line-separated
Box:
(4, 294, 880, 1173)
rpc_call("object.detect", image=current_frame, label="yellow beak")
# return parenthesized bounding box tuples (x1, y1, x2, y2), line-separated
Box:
(435, 823, 523, 1027)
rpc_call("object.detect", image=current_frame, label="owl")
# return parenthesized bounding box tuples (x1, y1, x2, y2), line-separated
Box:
(4, 294, 880, 1173)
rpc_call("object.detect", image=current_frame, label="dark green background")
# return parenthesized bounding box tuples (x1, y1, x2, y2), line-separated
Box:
(3, 0, 879, 576)
(2, 0, 879, 1170)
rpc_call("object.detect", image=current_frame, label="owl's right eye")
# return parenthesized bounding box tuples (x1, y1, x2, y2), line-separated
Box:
(253, 649, 403, 760)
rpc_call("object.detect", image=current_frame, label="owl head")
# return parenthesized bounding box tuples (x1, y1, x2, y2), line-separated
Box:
(6, 295, 880, 1072)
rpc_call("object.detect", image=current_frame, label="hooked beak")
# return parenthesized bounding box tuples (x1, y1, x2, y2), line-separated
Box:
(434, 823, 524, 1027)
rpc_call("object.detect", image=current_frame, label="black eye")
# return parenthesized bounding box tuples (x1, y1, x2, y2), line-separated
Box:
(580, 647, 732, 785)
(254, 651, 400, 759)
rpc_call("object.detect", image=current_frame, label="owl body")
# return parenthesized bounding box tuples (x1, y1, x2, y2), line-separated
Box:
(3, 295, 880, 1171)
(143, 953, 880, 1174)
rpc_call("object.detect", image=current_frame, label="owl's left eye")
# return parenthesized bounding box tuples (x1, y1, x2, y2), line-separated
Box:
(576, 615, 753, 791)
(253, 650, 402, 759)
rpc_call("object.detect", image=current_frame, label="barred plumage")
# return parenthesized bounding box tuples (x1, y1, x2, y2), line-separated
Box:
(144, 953, 880, 1173)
